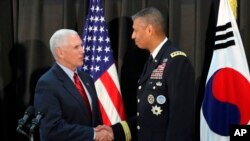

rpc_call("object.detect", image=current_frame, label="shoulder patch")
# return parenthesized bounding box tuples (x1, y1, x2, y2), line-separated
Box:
(170, 51, 187, 58)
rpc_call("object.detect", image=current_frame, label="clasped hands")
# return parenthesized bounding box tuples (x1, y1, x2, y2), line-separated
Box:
(95, 125, 114, 141)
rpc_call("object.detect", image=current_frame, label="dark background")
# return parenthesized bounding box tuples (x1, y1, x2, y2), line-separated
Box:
(0, 0, 249, 141)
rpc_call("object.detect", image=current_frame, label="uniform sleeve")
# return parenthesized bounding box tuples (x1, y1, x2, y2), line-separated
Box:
(111, 116, 137, 141)
(165, 56, 195, 141)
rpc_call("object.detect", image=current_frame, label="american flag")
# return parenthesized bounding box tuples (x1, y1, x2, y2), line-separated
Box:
(81, 0, 126, 125)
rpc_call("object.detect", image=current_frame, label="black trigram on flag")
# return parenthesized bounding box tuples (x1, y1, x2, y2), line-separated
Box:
(214, 22, 235, 50)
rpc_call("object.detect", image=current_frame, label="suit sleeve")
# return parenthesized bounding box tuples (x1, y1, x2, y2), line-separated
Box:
(165, 56, 195, 141)
(34, 79, 95, 141)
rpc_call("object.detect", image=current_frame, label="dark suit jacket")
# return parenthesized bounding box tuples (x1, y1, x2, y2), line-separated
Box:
(113, 40, 195, 141)
(34, 63, 102, 141)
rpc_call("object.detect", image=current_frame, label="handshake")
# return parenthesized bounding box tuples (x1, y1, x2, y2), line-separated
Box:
(95, 125, 114, 141)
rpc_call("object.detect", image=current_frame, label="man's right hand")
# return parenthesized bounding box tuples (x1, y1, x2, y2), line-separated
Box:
(95, 125, 114, 141)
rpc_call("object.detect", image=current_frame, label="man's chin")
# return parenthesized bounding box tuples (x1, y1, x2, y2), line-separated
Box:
(77, 63, 84, 67)
(136, 45, 143, 49)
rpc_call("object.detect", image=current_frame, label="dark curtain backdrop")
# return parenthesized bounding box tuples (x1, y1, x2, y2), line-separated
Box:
(0, 0, 249, 141)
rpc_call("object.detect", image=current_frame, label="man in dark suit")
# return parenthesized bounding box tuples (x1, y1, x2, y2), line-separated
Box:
(34, 29, 113, 141)
(97, 7, 195, 141)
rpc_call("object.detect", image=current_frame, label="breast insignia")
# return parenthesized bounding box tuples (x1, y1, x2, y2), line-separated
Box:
(151, 105, 163, 116)
(148, 94, 155, 104)
(156, 95, 166, 104)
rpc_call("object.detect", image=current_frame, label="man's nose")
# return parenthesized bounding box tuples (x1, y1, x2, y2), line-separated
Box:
(81, 46, 85, 53)
(131, 32, 135, 39)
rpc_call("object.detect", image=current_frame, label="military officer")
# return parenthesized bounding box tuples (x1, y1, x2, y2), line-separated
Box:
(96, 7, 195, 141)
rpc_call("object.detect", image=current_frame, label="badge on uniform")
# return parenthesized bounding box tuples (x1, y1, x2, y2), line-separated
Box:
(147, 94, 154, 104)
(151, 105, 163, 116)
(156, 81, 162, 87)
(170, 51, 187, 58)
(156, 95, 166, 104)
(163, 58, 168, 63)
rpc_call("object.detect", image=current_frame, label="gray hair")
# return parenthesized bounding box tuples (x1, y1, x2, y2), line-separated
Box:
(49, 29, 78, 58)
(132, 7, 166, 33)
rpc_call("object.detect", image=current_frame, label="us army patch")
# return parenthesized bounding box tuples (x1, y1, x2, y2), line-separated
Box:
(170, 51, 187, 58)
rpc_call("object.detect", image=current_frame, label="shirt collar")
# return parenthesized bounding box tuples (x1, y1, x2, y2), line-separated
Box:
(57, 62, 76, 82)
(151, 37, 168, 59)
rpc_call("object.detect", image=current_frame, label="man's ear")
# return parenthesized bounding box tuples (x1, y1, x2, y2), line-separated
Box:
(55, 47, 63, 59)
(147, 24, 153, 34)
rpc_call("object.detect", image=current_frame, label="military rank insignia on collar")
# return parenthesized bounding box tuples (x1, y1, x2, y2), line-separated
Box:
(163, 58, 168, 63)
(170, 51, 187, 58)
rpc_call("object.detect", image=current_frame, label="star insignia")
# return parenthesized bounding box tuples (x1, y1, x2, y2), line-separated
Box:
(151, 105, 163, 116)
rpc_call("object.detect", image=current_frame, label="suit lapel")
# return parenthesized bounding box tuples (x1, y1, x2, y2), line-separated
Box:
(77, 72, 94, 109)
(78, 71, 99, 122)
(78, 72, 93, 101)
(52, 64, 89, 113)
